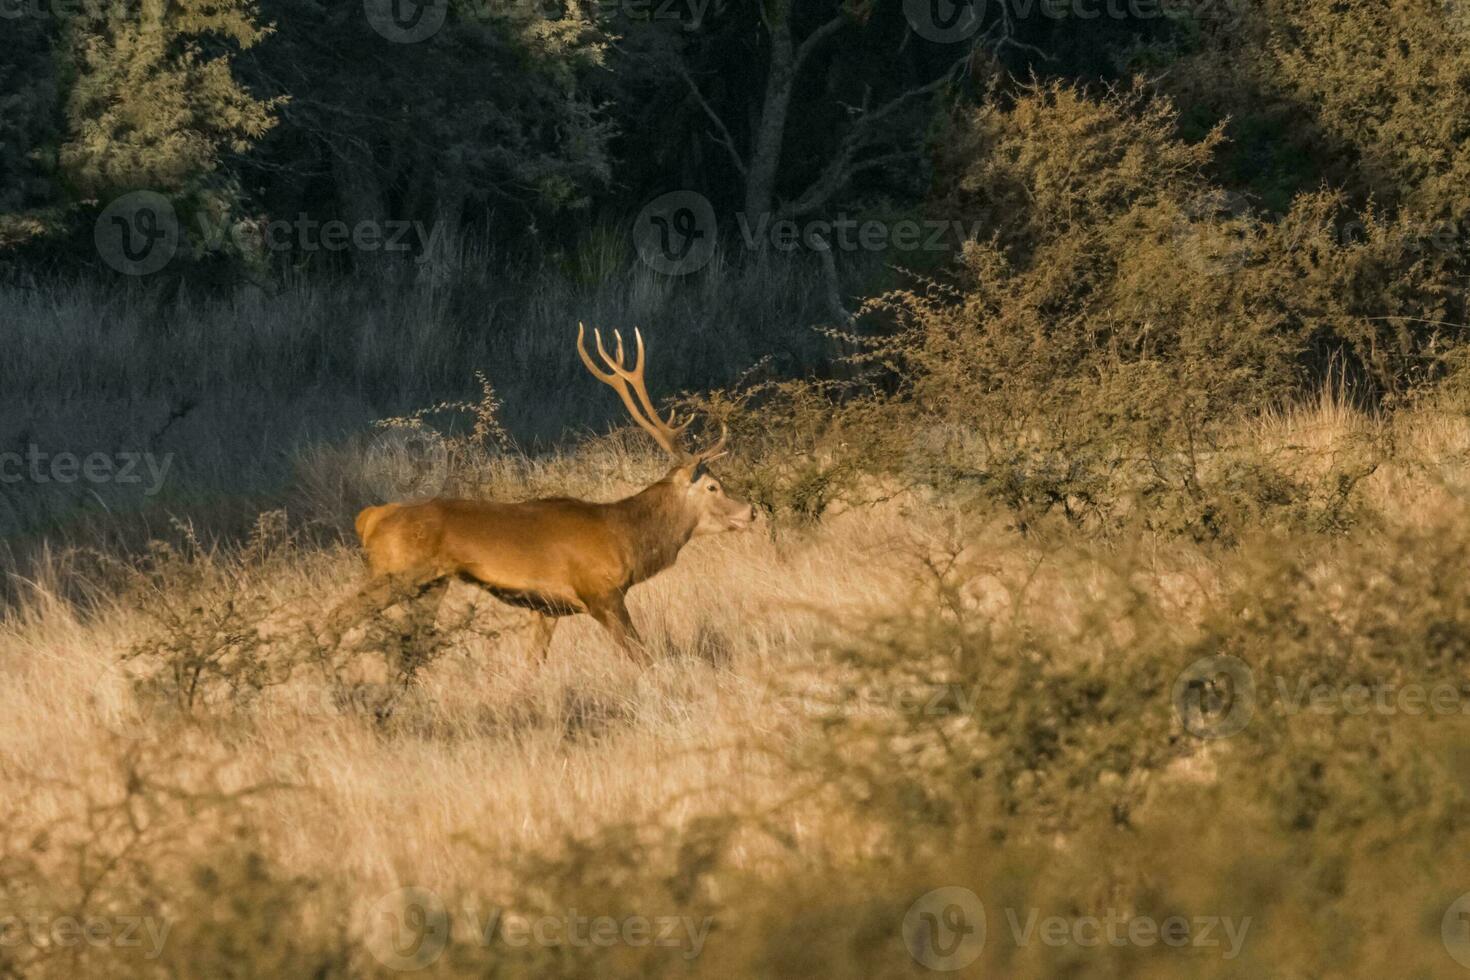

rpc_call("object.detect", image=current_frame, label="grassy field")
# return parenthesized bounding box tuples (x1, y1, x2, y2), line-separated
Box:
(7, 342, 1470, 976)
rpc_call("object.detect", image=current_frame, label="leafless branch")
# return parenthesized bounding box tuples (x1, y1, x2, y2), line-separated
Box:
(679, 65, 748, 177)
(780, 64, 962, 218)
(793, 11, 851, 74)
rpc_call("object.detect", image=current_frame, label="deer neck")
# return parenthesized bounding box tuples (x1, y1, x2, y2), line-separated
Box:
(613, 478, 699, 584)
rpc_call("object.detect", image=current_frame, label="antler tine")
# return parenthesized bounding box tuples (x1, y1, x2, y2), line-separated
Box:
(624, 328, 689, 433)
(590, 327, 641, 384)
(576, 322, 687, 459)
(594, 327, 688, 449)
(589, 326, 626, 376)
(577, 321, 620, 384)
(694, 423, 729, 463)
(601, 328, 631, 373)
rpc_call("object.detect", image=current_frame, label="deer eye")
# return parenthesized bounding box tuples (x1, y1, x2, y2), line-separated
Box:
(708, 484, 718, 493)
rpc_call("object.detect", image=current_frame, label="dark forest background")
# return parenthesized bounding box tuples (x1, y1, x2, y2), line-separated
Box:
(5, 0, 1464, 302)
(2, 0, 1470, 557)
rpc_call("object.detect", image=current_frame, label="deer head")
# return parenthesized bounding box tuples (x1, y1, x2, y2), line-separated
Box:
(577, 322, 754, 535)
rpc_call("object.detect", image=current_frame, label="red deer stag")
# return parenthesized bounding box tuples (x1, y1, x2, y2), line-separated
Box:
(328, 324, 754, 662)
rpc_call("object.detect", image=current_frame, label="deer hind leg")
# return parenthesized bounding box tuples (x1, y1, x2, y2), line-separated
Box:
(583, 593, 649, 664)
(527, 612, 559, 662)
(321, 570, 447, 650)
(400, 578, 451, 634)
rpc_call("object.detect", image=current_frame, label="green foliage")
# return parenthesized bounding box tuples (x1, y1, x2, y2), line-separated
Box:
(58, 0, 281, 198)
(240, 0, 614, 270)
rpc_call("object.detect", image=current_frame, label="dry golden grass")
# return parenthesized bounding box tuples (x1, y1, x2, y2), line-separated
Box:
(3, 395, 1470, 977)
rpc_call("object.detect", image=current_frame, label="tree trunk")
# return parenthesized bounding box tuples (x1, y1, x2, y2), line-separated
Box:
(332, 140, 388, 275)
(743, 2, 796, 218)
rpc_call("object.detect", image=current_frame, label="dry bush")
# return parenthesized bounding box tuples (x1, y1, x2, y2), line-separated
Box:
(106, 513, 307, 721)
(1149, 0, 1470, 220)
(799, 81, 1450, 539)
(94, 508, 493, 736)
(0, 740, 349, 979)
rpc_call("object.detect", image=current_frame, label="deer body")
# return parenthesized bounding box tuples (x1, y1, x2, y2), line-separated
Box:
(356, 473, 719, 607)
(331, 325, 753, 661)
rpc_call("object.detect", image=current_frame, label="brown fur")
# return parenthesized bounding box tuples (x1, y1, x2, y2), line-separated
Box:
(330, 462, 753, 661)
(354, 503, 399, 545)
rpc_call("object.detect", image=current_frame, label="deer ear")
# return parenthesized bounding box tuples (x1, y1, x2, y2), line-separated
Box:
(688, 460, 707, 483)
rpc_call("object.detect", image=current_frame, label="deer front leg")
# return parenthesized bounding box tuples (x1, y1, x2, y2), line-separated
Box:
(583, 593, 649, 664)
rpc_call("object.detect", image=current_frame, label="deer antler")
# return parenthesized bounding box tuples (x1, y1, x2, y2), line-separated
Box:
(577, 322, 694, 460)
(692, 423, 728, 465)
